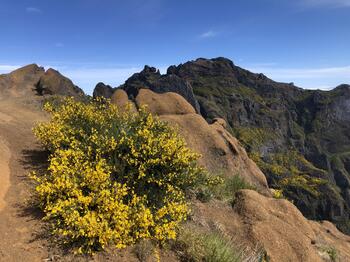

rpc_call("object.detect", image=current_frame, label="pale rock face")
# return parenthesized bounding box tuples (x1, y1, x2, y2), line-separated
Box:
(110, 89, 137, 112)
(135, 89, 196, 115)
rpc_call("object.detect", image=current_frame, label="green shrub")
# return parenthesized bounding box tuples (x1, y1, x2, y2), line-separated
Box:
(197, 174, 255, 203)
(132, 239, 154, 262)
(327, 247, 338, 262)
(203, 232, 241, 262)
(173, 226, 240, 262)
(31, 97, 205, 253)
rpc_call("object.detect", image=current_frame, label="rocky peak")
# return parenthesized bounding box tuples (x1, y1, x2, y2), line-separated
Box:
(142, 65, 160, 75)
(117, 65, 200, 112)
(3, 64, 45, 86)
(1, 64, 85, 99)
(35, 68, 84, 98)
(0, 64, 45, 97)
(93, 82, 114, 99)
(9, 64, 45, 78)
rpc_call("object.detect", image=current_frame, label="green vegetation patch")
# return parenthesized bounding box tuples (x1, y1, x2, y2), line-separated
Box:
(249, 150, 328, 197)
(172, 224, 265, 262)
(196, 174, 256, 203)
(234, 127, 276, 151)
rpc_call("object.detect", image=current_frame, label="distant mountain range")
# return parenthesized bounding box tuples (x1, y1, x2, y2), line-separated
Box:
(94, 57, 350, 234)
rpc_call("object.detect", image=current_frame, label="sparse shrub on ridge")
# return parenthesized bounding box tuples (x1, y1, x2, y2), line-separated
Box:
(172, 224, 266, 262)
(31, 97, 206, 253)
(196, 173, 255, 203)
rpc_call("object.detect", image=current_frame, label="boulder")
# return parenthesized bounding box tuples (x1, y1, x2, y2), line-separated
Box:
(119, 65, 200, 112)
(111, 89, 137, 112)
(135, 89, 196, 115)
(93, 82, 114, 99)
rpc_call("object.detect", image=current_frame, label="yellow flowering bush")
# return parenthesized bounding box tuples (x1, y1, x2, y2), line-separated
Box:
(32, 97, 203, 253)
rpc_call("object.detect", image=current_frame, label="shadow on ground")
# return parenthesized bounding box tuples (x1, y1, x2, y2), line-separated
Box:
(19, 149, 49, 173)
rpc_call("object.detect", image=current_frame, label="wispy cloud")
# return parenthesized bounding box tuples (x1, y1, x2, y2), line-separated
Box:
(0, 65, 20, 72)
(199, 30, 218, 39)
(245, 64, 350, 90)
(301, 0, 350, 8)
(26, 7, 42, 13)
(247, 65, 350, 79)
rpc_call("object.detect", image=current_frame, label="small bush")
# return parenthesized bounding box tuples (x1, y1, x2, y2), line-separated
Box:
(133, 240, 154, 262)
(326, 247, 338, 262)
(173, 225, 252, 262)
(203, 232, 241, 262)
(31, 97, 205, 253)
(197, 174, 255, 203)
(271, 189, 284, 199)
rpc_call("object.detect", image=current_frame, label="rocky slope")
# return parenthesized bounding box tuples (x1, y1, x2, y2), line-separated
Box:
(110, 58, 350, 235)
(110, 87, 350, 261)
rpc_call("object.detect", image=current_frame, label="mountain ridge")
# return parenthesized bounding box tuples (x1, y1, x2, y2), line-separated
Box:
(95, 57, 350, 234)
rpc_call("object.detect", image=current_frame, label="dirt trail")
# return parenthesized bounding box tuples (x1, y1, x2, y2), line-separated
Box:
(0, 136, 10, 210)
(0, 97, 49, 261)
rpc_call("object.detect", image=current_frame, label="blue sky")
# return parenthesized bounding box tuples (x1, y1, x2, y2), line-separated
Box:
(0, 0, 350, 94)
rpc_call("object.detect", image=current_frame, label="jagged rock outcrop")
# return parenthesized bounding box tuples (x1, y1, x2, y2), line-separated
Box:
(36, 68, 84, 98)
(93, 82, 114, 99)
(112, 57, 350, 234)
(119, 65, 200, 113)
(0, 65, 85, 101)
(0, 64, 45, 97)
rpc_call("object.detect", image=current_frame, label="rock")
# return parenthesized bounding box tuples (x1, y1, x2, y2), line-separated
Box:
(119, 66, 200, 113)
(0, 64, 45, 97)
(93, 82, 114, 99)
(6, 64, 45, 84)
(36, 68, 84, 98)
(110, 89, 137, 112)
(212, 118, 227, 128)
(135, 89, 196, 115)
(233, 190, 350, 262)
